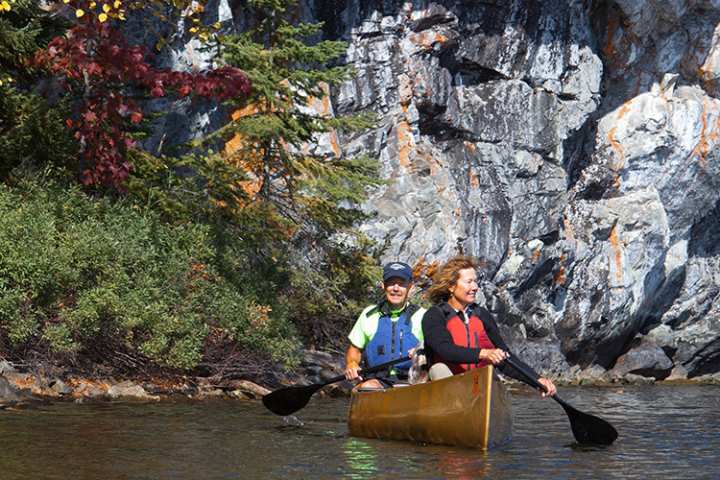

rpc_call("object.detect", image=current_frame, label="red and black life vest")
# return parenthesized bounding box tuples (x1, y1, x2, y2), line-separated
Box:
(435, 307, 496, 374)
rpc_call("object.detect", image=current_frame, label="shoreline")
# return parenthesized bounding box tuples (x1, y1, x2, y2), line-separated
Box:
(2, 366, 718, 409)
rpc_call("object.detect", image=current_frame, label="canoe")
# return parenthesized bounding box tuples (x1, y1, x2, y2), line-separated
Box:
(347, 366, 512, 449)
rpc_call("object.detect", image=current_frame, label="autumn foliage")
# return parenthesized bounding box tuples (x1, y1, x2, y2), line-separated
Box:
(33, 1, 250, 188)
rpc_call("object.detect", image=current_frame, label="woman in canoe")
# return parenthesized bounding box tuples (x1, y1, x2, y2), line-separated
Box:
(422, 255, 557, 396)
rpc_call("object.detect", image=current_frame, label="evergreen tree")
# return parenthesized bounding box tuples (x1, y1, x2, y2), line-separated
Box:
(216, 0, 378, 236)
(213, 0, 383, 346)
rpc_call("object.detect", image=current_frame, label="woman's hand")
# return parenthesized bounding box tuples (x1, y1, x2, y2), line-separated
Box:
(344, 362, 362, 381)
(479, 348, 508, 365)
(538, 377, 557, 397)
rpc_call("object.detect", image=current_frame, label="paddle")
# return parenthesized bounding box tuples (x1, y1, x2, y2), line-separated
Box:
(505, 354, 618, 445)
(262, 355, 411, 416)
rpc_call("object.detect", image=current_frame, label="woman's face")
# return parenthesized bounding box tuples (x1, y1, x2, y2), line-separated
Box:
(449, 268, 478, 307)
(383, 277, 411, 308)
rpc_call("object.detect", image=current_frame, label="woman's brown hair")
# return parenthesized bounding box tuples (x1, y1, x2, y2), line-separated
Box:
(426, 255, 479, 304)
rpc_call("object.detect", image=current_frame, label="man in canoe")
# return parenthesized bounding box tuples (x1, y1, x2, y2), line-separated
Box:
(422, 255, 557, 396)
(343, 261, 427, 389)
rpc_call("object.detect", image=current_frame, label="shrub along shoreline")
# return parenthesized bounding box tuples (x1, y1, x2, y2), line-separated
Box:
(0, 178, 300, 381)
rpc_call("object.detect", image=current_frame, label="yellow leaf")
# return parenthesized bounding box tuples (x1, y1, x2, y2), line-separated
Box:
(114, 0, 121, 7)
(63, 0, 70, 3)
(99, 12, 107, 22)
(0, 0, 10, 11)
(90, 1, 96, 6)
(188, 26, 198, 33)
(103, 3, 110, 12)
(75, 8, 84, 17)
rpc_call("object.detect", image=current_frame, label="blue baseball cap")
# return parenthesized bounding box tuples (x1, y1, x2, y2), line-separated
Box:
(382, 262, 413, 283)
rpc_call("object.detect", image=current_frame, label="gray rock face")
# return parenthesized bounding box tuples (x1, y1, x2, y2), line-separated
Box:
(159, 1, 720, 381)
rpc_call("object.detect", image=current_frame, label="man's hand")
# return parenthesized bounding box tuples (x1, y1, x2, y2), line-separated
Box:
(479, 348, 508, 365)
(344, 344, 363, 381)
(344, 362, 362, 381)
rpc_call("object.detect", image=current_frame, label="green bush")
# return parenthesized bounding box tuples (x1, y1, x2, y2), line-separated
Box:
(0, 178, 299, 370)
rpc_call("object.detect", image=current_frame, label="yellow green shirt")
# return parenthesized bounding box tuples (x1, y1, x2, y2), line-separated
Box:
(348, 303, 425, 350)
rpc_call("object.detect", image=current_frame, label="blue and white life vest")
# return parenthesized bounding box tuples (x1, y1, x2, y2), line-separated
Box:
(363, 305, 419, 373)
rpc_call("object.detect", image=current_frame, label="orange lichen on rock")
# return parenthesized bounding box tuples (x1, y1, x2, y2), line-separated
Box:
(223, 102, 264, 198)
(608, 223, 623, 283)
(607, 126, 625, 171)
(224, 103, 260, 155)
(469, 169, 479, 189)
(6, 373, 38, 392)
(602, 14, 619, 58)
(689, 99, 712, 169)
(617, 100, 632, 119)
(397, 119, 414, 168)
(67, 377, 112, 398)
(605, 98, 634, 171)
(409, 31, 448, 51)
(553, 265, 566, 286)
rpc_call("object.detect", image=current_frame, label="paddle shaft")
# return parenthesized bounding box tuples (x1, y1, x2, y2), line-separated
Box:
(318, 355, 412, 387)
(505, 354, 555, 397)
(506, 355, 578, 412)
(262, 355, 412, 415)
(505, 354, 618, 445)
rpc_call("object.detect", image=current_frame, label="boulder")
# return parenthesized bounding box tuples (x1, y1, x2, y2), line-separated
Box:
(225, 380, 270, 399)
(0, 376, 24, 407)
(609, 342, 674, 380)
(0, 361, 16, 375)
(300, 349, 344, 385)
(49, 379, 73, 396)
(107, 380, 158, 401)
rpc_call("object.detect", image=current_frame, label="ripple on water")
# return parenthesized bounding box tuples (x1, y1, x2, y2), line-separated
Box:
(0, 385, 718, 479)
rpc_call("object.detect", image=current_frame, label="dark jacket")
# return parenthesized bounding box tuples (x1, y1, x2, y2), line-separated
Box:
(421, 302, 541, 383)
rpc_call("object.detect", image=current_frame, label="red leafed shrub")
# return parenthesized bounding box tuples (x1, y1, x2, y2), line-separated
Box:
(34, 10, 250, 189)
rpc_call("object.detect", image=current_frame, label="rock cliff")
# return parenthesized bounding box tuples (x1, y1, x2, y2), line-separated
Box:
(156, 0, 720, 382)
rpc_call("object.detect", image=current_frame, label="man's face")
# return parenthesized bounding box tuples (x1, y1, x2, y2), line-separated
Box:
(382, 276, 411, 307)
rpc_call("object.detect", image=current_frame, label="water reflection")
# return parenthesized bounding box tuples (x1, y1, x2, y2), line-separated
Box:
(343, 438, 379, 479)
(0, 385, 718, 479)
(437, 450, 490, 479)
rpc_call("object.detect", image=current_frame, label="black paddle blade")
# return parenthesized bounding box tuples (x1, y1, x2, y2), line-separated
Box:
(556, 397, 618, 445)
(262, 383, 322, 416)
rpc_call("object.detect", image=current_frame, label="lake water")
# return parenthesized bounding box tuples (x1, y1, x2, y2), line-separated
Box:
(1, 384, 718, 479)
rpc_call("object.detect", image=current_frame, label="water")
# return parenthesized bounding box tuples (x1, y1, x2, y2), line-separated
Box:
(0, 385, 718, 479)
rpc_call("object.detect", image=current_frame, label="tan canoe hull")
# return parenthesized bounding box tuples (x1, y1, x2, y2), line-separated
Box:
(348, 366, 512, 449)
